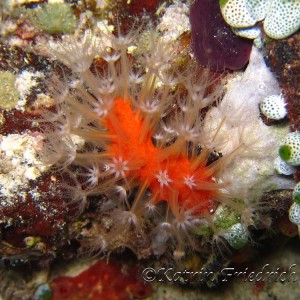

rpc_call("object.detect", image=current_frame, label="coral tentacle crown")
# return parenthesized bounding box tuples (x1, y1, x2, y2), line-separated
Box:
(39, 25, 244, 256)
(105, 97, 218, 213)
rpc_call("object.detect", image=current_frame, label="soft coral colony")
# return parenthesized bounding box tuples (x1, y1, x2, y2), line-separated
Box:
(37, 23, 282, 260)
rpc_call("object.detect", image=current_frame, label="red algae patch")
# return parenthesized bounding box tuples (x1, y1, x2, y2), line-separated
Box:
(50, 259, 153, 300)
(0, 173, 67, 249)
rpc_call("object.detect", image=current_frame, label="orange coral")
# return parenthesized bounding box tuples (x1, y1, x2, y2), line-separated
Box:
(105, 98, 220, 214)
(42, 26, 231, 255)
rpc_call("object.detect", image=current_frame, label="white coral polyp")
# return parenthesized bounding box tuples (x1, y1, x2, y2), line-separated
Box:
(107, 157, 129, 178)
(156, 169, 172, 188)
(49, 30, 101, 73)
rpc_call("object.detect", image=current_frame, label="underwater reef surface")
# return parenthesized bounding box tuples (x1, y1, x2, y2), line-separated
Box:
(0, 0, 299, 299)
(190, 0, 252, 70)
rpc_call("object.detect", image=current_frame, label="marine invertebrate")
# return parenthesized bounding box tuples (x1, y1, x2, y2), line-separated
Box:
(260, 94, 287, 120)
(287, 168, 300, 235)
(0, 2, 298, 298)
(279, 132, 300, 166)
(264, 0, 300, 39)
(289, 202, 300, 227)
(193, 204, 249, 253)
(33, 283, 52, 300)
(32, 24, 288, 261)
(293, 182, 300, 204)
(222, 222, 248, 250)
(40, 26, 234, 253)
(220, 0, 300, 40)
(264, 32, 300, 157)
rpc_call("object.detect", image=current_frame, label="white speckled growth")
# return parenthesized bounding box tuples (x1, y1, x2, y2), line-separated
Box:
(279, 132, 300, 166)
(293, 182, 300, 204)
(156, 0, 190, 43)
(247, 0, 270, 21)
(289, 202, 300, 225)
(222, 223, 248, 249)
(260, 94, 287, 120)
(220, 0, 257, 27)
(0, 133, 49, 204)
(264, 0, 300, 39)
(220, 0, 300, 40)
(202, 46, 292, 206)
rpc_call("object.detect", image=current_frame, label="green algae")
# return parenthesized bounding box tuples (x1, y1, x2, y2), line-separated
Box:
(0, 71, 20, 110)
